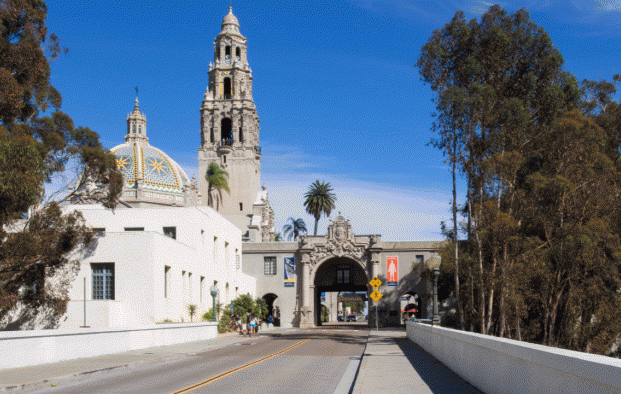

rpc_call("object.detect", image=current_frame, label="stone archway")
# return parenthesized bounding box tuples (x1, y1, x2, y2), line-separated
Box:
(296, 214, 383, 328)
(313, 257, 368, 326)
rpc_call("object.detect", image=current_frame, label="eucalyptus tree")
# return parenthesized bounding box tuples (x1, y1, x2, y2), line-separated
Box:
(418, 5, 580, 335)
(304, 180, 336, 236)
(0, 0, 123, 320)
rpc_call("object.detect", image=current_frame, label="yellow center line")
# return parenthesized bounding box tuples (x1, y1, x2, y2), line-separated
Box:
(171, 339, 310, 394)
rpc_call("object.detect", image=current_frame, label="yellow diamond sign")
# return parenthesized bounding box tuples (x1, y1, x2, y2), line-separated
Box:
(370, 290, 382, 302)
(369, 277, 382, 288)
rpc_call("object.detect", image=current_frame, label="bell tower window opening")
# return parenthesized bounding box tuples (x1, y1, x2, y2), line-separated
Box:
(221, 118, 232, 143)
(225, 46, 231, 59)
(239, 127, 243, 142)
(132, 124, 136, 133)
(236, 47, 241, 60)
(216, 47, 220, 61)
(138, 125, 142, 134)
(210, 127, 214, 143)
(224, 78, 231, 99)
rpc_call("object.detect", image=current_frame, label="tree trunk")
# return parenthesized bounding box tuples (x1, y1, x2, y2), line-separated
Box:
(313, 217, 319, 236)
(452, 135, 464, 330)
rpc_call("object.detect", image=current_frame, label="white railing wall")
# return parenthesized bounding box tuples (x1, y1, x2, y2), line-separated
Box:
(0, 322, 217, 369)
(406, 320, 621, 394)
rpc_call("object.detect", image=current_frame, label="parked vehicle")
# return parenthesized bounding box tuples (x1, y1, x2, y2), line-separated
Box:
(347, 313, 357, 322)
(337, 315, 344, 322)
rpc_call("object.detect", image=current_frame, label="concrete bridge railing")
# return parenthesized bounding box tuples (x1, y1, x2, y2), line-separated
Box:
(406, 320, 621, 394)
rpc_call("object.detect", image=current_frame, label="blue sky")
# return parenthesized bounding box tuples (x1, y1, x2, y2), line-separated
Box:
(44, 0, 621, 241)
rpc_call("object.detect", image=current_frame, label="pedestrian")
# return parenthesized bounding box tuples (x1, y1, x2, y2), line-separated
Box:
(268, 314, 273, 326)
(249, 313, 257, 337)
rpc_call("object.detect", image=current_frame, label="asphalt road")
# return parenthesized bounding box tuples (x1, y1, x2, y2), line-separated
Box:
(27, 327, 369, 394)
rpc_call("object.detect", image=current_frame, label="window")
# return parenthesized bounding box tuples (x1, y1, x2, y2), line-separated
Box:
(200, 276, 205, 303)
(132, 124, 136, 133)
(225, 242, 229, 267)
(92, 263, 114, 300)
(163, 226, 176, 239)
(138, 125, 142, 134)
(164, 266, 170, 298)
(225, 45, 231, 59)
(124, 227, 144, 231)
(236, 249, 240, 269)
(239, 202, 243, 211)
(415, 255, 424, 265)
(236, 47, 241, 59)
(337, 268, 350, 284)
(239, 127, 243, 142)
(264, 257, 276, 275)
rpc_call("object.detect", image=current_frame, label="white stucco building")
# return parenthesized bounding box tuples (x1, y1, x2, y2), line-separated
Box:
(59, 205, 255, 328)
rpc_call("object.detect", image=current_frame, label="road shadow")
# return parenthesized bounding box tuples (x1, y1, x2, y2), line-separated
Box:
(392, 337, 483, 394)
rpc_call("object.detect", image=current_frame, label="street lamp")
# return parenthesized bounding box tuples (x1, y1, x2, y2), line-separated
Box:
(210, 284, 219, 322)
(426, 255, 441, 326)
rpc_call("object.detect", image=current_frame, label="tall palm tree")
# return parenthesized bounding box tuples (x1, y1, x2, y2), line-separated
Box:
(283, 217, 307, 241)
(304, 180, 336, 236)
(205, 162, 230, 211)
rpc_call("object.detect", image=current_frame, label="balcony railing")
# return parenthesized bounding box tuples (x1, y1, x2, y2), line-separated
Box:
(220, 138, 233, 147)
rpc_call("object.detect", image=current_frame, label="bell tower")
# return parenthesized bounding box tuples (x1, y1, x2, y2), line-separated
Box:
(198, 6, 261, 224)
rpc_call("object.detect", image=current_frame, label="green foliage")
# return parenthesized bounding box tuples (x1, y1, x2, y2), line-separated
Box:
(205, 162, 230, 210)
(419, 4, 621, 355)
(187, 304, 197, 322)
(283, 217, 307, 241)
(274, 232, 283, 242)
(342, 301, 364, 314)
(304, 180, 336, 236)
(0, 1, 122, 322)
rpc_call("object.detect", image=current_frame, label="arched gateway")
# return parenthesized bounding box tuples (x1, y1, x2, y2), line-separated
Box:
(297, 215, 382, 328)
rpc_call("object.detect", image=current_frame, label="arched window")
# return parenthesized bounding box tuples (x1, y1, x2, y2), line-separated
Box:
(224, 77, 231, 98)
(236, 47, 241, 60)
(138, 125, 142, 134)
(132, 124, 136, 133)
(221, 118, 232, 142)
(225, 46, 231, 60)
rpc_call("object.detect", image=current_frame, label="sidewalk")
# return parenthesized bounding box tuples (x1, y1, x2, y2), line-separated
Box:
(0, 328, 287, 392)
(352, 329, 483, 394)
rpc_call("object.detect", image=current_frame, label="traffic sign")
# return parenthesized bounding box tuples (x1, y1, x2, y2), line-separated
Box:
(370, 290, 382, 302)
(369, 277, 382, 288)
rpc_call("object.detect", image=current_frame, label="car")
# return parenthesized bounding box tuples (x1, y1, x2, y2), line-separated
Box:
(347, 313, 357, 322)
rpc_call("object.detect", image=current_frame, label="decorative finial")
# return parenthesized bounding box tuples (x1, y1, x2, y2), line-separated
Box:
(229, 0, 232, 13)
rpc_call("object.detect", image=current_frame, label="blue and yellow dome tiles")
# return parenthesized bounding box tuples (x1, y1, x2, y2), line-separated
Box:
(140, 147, 180, 189)
(110, 143, 186, 196)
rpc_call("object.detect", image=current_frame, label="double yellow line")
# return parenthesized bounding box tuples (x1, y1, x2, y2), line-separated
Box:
(172, 339, 310, 393)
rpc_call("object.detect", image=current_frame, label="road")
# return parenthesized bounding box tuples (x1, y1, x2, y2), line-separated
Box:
(27, 327, 368, 394)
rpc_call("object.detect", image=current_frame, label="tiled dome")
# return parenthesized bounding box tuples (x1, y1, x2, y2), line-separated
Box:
(111, 142, 190, 196)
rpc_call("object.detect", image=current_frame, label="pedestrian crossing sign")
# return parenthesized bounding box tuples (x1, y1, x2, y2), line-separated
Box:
(370, 290, 382, 302)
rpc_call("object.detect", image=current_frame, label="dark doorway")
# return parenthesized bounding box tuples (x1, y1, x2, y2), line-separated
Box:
(221, 118, 232, 142)
(262, 293, 279, 326)
(313, 257, 368, 326)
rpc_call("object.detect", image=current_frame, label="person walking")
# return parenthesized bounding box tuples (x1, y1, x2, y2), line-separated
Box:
(249, 313, 257, 337)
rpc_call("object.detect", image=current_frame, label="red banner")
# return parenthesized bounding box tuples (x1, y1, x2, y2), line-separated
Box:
(387, 256, 398, 286)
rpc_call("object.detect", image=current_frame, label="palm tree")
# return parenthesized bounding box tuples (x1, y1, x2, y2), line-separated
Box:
(282, 217, 307, 241)
(205, 162, 230, 211)
(304, 180, 336, 236)
(274, 232, 283, 242)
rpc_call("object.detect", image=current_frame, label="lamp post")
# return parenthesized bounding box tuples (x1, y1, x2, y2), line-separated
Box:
(210, 285, 219, 322)
(426, 255, 441, 326)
